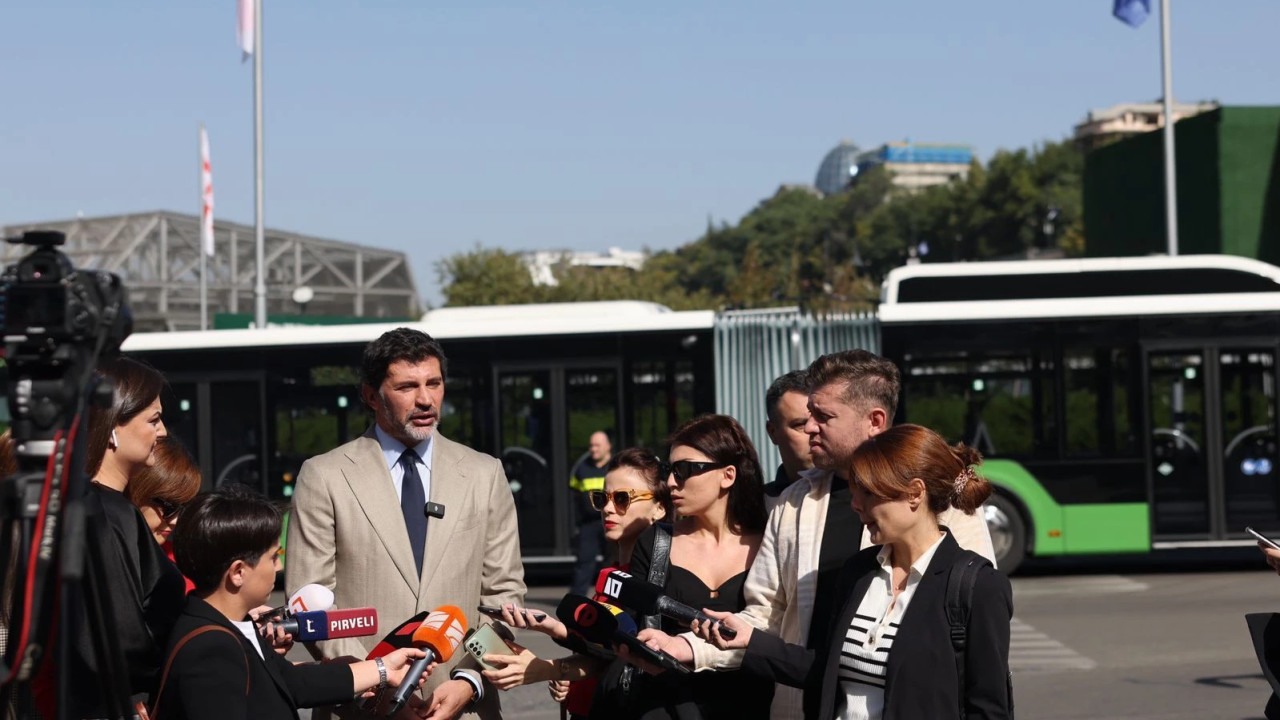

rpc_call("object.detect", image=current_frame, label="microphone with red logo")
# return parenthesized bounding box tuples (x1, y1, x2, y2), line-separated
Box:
(596, 569, 736, 639)
(387, 605, 469, 717)
(555, 594, 689, 674)
(281, 607, 380, 643)
(360, 612, 430, 711)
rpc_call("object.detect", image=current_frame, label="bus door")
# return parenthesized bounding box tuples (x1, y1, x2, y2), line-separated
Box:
(1145, 345, 1280, 539)
(493, 363, 622, 560)
(160, 372, 267, 495)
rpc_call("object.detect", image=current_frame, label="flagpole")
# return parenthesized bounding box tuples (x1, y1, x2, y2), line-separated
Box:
(1160, 0, 1178, 256)
(200, 123, 209, 331)
(253, 0, 268, 328)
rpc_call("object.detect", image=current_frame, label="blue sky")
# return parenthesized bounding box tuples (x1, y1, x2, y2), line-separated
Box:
(3, 1, 1278, 304)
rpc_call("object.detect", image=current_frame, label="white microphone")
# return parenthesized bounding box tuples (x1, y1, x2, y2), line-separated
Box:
(258, 583, 335, 625)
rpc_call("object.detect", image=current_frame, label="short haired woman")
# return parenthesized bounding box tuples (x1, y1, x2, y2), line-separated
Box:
(157, 485, 431, 720)
(693, 424, 1013, 720)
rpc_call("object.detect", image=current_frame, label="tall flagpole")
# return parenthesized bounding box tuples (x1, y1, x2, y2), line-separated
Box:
(200, 124, 209, 330)
(1160, 0, 1178, 256)
(253, 0, 268, 328)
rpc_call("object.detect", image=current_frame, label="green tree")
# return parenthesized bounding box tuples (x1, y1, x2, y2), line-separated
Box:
(436, 246, 543, 306)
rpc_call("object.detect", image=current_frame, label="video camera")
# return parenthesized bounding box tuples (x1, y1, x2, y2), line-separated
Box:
(0, 230, 134, 718)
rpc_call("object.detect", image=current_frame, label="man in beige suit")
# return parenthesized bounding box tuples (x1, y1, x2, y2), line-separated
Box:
(286, 328, 525, 720)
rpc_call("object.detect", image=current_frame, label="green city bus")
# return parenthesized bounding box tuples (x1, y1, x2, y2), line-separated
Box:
(880, 255, 1280, 572)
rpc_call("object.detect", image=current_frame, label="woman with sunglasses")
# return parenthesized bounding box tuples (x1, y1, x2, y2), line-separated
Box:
(128, 437, 202, 547)
(614, 413, 771, 720)
(689, 425, 1012, 720)
(481, 449, 673, 714)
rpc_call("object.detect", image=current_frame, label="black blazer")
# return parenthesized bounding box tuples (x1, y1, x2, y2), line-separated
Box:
(152, 596, 356, 720)
(742, 532, 1013, 720)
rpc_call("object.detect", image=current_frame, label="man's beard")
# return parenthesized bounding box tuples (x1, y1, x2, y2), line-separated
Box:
(381, 397, 436, 444)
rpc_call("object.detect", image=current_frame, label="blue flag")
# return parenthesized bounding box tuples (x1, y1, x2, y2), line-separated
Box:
(1114, 0, 1150, 28)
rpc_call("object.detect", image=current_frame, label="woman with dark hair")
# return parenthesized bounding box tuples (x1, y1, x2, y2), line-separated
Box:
(40, 357, 187, 718)
(156, 486, 431, 720)
(478, 448, 674, 718)
(614, 414, 771, 720)
(692, 424, 1013, 720)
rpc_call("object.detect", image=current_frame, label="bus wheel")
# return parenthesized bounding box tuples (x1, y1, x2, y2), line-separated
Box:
(984, 493, 1027, 574)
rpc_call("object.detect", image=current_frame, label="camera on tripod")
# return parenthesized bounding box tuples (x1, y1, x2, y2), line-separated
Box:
(1, 229, 136, 717)
(1, 230, 131, 449)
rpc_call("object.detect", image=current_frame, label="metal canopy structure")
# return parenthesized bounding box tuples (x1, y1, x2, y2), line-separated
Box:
(2, 211, 420, 332)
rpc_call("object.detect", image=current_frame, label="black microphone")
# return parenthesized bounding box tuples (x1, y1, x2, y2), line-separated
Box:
(597, 570, 737, 640)
(554, 594, 689, 674)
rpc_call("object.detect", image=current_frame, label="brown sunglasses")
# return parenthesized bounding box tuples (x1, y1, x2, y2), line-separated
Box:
(588, 489, 656, 514)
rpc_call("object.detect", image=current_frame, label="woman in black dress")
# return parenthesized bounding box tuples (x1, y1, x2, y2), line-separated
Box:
(41, 357, 187, 718)
(615, 414, 771, 720)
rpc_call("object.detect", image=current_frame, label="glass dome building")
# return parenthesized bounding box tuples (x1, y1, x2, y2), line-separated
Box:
(814, 140, 861, 196)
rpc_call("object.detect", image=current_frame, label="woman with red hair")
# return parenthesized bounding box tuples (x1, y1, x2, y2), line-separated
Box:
(694, 423, 1013, 720)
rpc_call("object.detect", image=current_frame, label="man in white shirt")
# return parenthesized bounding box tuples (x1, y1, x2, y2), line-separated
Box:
(640, 350, 995, 720)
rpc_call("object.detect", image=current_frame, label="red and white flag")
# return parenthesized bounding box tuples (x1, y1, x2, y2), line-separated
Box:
(237, 0, 255, 60)
(200, 126, 215, 257)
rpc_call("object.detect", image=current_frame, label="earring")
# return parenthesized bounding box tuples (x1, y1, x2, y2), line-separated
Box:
(109, 429, 119, 449)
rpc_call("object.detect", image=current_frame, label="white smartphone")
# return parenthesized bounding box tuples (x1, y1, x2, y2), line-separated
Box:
(463, 621, 522, 671)
(1247, 526, 1280, 550)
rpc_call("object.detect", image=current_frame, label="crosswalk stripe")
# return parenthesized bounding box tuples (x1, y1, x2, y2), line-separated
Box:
(1013, 575, 1148, 598)
(1009, 617, 1096, 671)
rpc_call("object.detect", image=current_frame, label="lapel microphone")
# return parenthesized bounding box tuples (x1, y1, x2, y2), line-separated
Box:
(424, 502, 446, 519)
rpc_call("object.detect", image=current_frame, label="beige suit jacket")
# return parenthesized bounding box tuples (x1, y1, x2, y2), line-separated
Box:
(285, 428, 525, 720)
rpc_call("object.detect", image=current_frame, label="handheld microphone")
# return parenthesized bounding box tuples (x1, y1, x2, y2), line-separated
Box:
(387, 605, 468, 717)
(365, 611, 430, 660)
(280, 607, 379, 643)
(361, 611, 429, 712)
(258, 583, 335, 624)
(597, 569, 737, 640)
(555, 594, 689, 675)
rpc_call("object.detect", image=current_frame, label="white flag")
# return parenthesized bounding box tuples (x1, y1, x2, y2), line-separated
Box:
(237, 0, 255, 60)
(200, 126, 215, 257)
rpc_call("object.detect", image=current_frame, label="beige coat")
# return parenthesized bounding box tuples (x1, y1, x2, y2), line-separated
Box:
(285, 429, 525, 720)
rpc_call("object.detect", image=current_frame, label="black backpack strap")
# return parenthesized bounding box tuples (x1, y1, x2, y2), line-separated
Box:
(945, 551, 990, 720)
(642, 523, 673, 630)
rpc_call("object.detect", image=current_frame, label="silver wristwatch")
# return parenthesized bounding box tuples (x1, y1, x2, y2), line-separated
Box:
(375, 657, 388, 689)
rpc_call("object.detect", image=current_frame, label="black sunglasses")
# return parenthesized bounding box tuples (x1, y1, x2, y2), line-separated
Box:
(588, 489, 656, 514)
(665, 460, 728, 485)
(152, 497, 183, 521)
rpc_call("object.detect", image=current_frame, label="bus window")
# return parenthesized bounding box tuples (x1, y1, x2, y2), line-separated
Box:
(904, 350, 1056, 459)
(630, 360, 695, 449)
(1064, 347, 1136, 457)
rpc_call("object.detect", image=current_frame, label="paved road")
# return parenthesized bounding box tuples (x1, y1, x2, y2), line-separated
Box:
(289, 557, 1280, 719)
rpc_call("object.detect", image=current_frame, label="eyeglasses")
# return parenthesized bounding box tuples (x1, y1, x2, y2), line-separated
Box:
(152, 497, 183, 521)
(588, 489, 656, 514)
(664, 460, 728, 485)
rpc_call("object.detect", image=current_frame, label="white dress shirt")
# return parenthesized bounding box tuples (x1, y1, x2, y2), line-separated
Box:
(373, 425, 434, 503)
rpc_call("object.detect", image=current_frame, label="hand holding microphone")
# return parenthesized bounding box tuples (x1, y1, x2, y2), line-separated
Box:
(689, 608, 753, 651)
(387, 605, 468, 717)
(596, 569, 737, 639)
(251, 583, 337, 653)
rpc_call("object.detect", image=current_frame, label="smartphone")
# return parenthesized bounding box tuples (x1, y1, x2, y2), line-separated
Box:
(477, 605, 546, 622)
(1247, 526, 1280, 550)
(463, 621, 522, 671)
